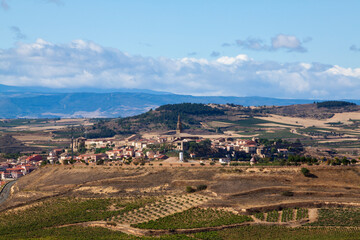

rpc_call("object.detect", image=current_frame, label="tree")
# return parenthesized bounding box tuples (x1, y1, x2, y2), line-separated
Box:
(78, 142, 86, 154)
(342, 157, 350, 165)
(301, 167, 310, 177)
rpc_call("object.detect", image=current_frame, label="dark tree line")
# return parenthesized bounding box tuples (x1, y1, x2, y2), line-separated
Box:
(317, 101, 356, 108)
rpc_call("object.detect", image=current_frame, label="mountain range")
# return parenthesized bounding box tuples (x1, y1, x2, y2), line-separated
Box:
(0, 84, 358, 118)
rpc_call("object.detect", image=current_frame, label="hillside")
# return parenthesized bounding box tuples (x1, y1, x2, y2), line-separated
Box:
(0, 135, 39, 154)
(83, 101, 360, 138)
(1, 164, 360, 239)
(265, 102, 360, 119)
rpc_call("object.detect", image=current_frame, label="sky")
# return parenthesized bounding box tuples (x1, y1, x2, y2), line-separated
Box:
(1, 0, 360, 99)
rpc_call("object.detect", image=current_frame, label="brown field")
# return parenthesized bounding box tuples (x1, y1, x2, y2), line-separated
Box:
(207, 121, 236, 128)
(258, 111, 360, 128)
(13, 134, 52, 142)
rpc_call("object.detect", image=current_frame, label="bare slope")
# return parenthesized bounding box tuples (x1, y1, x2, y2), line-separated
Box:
(3, 165, 360, 212)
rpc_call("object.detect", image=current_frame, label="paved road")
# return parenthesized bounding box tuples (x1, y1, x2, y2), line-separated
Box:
(0, 181, 16, 205)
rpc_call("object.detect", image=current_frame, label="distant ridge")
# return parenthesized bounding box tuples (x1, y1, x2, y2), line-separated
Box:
(0, 84, 358, 118)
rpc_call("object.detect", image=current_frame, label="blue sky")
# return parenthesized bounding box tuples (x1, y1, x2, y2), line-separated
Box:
(1, 0, 360, 99)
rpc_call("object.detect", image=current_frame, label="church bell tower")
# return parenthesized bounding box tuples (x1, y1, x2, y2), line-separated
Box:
(176, 115, 182, 134)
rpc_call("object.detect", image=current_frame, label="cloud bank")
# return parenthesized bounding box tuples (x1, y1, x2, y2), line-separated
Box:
(0, 39, 359, 99)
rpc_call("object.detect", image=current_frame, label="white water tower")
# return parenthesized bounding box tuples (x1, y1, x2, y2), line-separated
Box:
(179, 151, 184, 162)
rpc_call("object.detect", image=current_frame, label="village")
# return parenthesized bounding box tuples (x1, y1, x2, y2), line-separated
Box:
(0, 116, 301, 184)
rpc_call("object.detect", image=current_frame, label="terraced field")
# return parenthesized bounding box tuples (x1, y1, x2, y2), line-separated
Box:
(253, 208, 310, 224)
(107, 193, 214, 225)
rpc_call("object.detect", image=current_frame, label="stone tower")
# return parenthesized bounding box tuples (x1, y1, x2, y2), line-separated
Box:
(176, 115, 182, 134)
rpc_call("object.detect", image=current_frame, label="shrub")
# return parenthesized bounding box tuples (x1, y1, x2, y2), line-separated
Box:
(301, 167, 310, 177)
(197, 185, 207, 191)
(210, 162, 215, 166)
(186, 186, 196, 193)
(282, 191, 294, 197)
(254, 212, 264, 221)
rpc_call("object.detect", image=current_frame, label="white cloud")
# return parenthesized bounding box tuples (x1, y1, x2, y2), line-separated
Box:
(271, 34, 304, 51)
(0, 39, 360, 99)
(216, 55, 249, 65)
(325, 65, 360, 78)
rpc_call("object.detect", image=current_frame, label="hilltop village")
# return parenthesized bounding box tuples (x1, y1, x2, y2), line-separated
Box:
(2, 114, 359, 183)
(68, 115, 302, 164)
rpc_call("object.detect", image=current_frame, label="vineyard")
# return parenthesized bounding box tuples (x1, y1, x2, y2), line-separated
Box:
(281, 209, 294, 222)
(0, 197, 156, 238)
(2, 224, 360, 240)
(1, 196, 360, 239)
(308, 208, 360, 226)
(205, 225, 360, 240)
(132, 208, 252, 229)
(296, 208, 309, 221)
(266, 210, 279, 222)
(253, 208, 309, 223)
(107, 193, 214, 225)
(254, 212, 264, 221)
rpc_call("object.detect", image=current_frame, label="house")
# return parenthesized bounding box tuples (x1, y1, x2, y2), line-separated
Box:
(26, 154, 42, 162)
(17, 156, 28, 164)
(47, 151, 58, 164)
(146, 150, 155, 159)
(124, 148, 134, 158)
(219, 158, 230, 164)
(10, 171, 23, 179)
(106, 150, 122, 159)
(6, 167, 25, 179)
(242, 144, 257, 153)
(278, 149, 289, 156)
(0, 172, 12, 180)
(53, 149, 63, 156)
(135, 150, 145, 158)
(77, 153, 106, 162)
